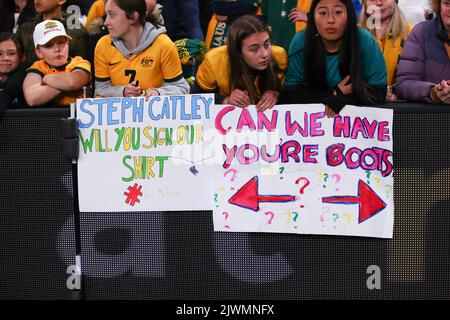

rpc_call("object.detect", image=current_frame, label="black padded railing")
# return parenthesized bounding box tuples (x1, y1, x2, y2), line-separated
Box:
(0, 103, 449, 300)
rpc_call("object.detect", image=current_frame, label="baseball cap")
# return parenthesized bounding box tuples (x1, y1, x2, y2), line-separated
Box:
(33, 20, 72, 48)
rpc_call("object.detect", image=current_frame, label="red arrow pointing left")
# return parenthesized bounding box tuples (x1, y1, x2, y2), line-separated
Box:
(228, 176, 297, 211)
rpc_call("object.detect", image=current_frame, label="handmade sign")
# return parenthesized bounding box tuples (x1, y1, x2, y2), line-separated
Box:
(76, 97, 394, 238)
(212, 104, 394, 238)
(76, 94, 215, 212)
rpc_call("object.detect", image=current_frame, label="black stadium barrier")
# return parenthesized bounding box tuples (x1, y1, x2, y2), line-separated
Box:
(0, 103, 449, 300)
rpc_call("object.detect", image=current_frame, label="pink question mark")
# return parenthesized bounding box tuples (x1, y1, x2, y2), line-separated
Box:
(295, 177, 311, 194)
(321, 207, 330, 224)
(265, 211, 275, 224)
(224, 169, 237, 181)
(331, 174, 341, 191)
(223, 211, 230, 229)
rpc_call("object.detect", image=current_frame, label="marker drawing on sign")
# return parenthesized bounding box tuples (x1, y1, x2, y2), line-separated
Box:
(223, 211, 230, 229)
(224, 168, 237, 181)
(322, 180, 386, 223)
(124, 183, 143, 206)
(331, 173, 341, 191)
(228, 176, 297, 212)
(265, 211, 275, 224)
(295, 177, 310, 194)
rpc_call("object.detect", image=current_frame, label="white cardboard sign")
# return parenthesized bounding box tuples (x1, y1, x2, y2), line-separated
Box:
(211, 104, 394, 238)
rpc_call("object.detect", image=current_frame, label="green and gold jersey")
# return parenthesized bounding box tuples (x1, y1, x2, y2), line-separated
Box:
(94, 33, 183, 91)
(196, 44, 288, 97)
(371, 24, 414, 86)
(26, 56, 91, 106)
(260, 0, 312, 51)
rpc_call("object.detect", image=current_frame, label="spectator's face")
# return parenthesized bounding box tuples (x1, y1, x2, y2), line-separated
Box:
(442, 0, 450, 35)
(240, 31, 272, 71)
(366, 0, 396, 22)
(0, 40, 21, 75)
(314, 0, 348, 50)
(104, 0, 134, 39)
(34, 0, 64, 14)
(35, 36, 69, 67)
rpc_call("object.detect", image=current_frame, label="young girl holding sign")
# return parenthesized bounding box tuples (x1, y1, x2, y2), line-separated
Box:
(282, 0, 386, 116)
(193, 15, 288, 112)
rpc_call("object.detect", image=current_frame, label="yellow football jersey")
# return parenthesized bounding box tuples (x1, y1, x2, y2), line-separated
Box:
(196, 44, 287, 97)
(26, 56, 91, 106)
(94, 33, 183, 92)
(373, 24, 414, 86)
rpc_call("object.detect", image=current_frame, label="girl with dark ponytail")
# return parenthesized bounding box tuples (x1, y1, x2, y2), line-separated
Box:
(281, 0, 387, 116)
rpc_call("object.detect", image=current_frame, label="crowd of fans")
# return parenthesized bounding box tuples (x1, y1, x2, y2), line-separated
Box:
(0, 0, 449, 118)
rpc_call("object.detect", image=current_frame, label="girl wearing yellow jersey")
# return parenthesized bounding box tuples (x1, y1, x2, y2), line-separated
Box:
(194, 15, 288, 111)
(359, 0, 413, 100)
(94, 0, 189, 98)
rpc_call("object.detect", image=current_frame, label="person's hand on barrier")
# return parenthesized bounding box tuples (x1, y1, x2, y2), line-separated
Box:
(256, 90, 279, 112)
(324, 105, 336, 118)
(430, 80, 450, 104)
(334, 75, 352, 95)
(289, 8, 308, 23)
(223, 89, 251, 108)
(144, 88, 160, 101)
(386, 85, 397, 102)
(444, 81, 450, 104)
(123, 81, 142, 97)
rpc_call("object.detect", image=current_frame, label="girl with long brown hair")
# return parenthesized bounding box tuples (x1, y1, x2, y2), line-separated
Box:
(194, 14, 287, 111)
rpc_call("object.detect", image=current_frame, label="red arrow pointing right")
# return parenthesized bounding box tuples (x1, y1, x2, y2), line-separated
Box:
(322, 180, 387, 223)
